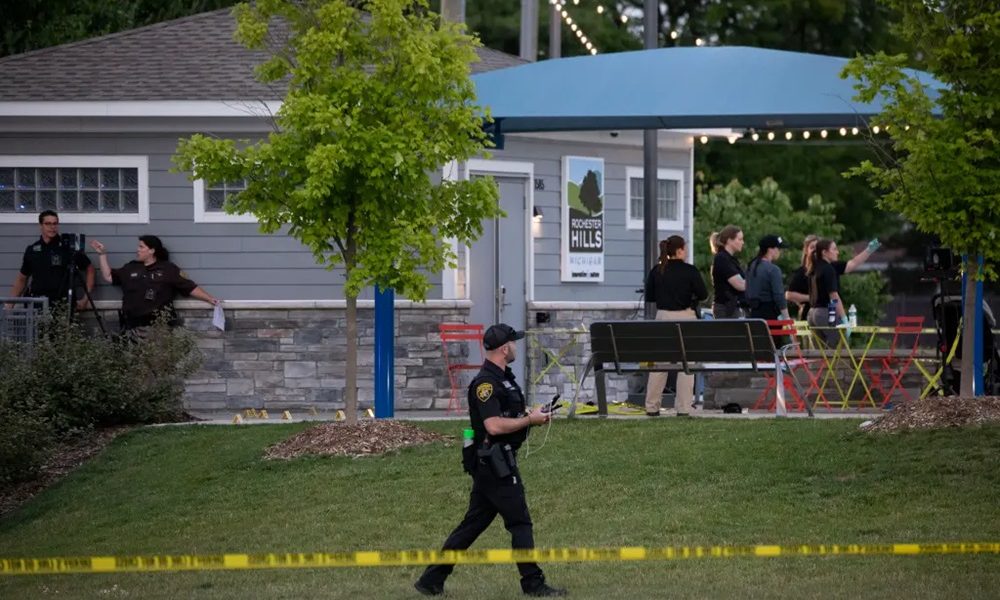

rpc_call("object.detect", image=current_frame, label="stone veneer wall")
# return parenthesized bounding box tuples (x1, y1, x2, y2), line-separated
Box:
(88, 300, 473, 412)
(523, 303, 643, 407)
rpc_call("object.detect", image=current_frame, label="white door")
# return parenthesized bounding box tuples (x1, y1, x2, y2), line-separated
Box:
(469, 175, 528, 385)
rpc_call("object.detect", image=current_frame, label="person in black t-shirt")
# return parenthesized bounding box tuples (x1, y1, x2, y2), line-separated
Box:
(6, 210, 94, 313)
(787, 234, 881, 320)
(709, 225, 746, 318)
(644, 235, 708, 416)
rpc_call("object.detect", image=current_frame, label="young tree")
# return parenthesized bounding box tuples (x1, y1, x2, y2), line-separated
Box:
(843, 2, 1000, 396)
(174, 0, 501, 423)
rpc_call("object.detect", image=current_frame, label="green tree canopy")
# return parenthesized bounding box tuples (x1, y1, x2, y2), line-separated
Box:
(843, 1, 1000, 394)
(578, 170, 603, 216)
(174, 0, 501, 422)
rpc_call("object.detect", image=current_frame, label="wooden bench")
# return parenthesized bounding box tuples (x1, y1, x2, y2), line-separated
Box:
(578, 319, 812, 417)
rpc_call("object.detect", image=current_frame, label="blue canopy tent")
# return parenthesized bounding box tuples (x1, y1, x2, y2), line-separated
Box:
(472, 46, 941, 136)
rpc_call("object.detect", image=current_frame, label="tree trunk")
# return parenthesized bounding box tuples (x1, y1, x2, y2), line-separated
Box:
(345, 291, 358, 424)
(959, 257, 978, 398)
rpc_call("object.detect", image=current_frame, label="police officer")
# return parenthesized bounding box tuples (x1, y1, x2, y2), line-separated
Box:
(6, 210, 95, 312)
(90, 235, 220, 332)
(415, 324, 566, 597)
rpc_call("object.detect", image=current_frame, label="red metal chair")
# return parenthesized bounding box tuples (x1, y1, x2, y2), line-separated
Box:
(752, 320, 810, 412)
(864, 316, 925, 407)
(439, 323, 485, 413)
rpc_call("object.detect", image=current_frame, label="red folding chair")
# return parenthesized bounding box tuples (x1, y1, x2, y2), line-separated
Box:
(752, 320, 810, 412)
(864, 316, 925, 407)
(439, 323, 485, 413)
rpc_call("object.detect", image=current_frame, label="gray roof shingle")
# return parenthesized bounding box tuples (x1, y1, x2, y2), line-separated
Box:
(0, 8, 525, 101)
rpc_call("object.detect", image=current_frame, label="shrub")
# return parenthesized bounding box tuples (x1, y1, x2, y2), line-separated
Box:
(0, 312, 202, 486)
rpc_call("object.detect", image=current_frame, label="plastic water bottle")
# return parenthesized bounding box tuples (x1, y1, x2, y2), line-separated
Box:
(848, 304, 858, 328)
(827, 299, 838, 326)
(463, 428, 474, 449)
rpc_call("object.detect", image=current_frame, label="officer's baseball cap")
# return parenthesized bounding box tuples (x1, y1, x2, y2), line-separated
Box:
(759, 234, 789, 251)
(483, 323, 525, 350)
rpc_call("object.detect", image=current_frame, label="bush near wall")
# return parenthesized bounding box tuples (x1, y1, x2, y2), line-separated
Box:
(0, 314, 201, 487)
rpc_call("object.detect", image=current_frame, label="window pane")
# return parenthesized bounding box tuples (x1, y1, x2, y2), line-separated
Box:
(60, 168, 78, 189)
(630, 177, 643, 220)
(15, 191, 34, 211)
(81, 169, 99, 188)
(123, 190, 138, 212)
(207, 190, 226, 211)
(17, 168, 35, 189)
(82, 190, 100, 211)
(0, 190, 13, 211)
(121, 168, 138, 189)
(38, 190, 57, 210)
(38, 168, 57, 189)
(100, 190, 120, 212)
(0, 168, 13, 189)
(59, 190, 80, 211)
(658, 179, 678, 221)
(101, 169, 119, 189)
(225, 179, 247, 192)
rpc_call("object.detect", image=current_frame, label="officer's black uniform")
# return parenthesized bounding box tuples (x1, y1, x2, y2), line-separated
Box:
(18, 236, 91, 309)
(417, 325, 563, 597)
(112, 260, 197, 329)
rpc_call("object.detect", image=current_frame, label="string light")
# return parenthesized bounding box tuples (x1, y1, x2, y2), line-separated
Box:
(802, 131, 811, 139)
(699, 135, 708, 144)
(727, 135, 739, 144)
(695, 38, 704, 46)
(872, 125, 880, 134)
(784, 131, 793, 140)
(839, 127, 848, 136)
(851, 127, 859, 135)
(767, 132, 775, 141)
(751, 132, 760, 141)
(820, 130, 828, 138)
(670, 31, 679, 40)
(551, 2, 599, 55)
(596, 5, 604, 14)
(621, 14, 628, 23)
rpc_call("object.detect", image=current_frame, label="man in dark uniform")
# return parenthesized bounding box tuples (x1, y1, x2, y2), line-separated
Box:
(415, 324, 566, 597)
(6, 210, 94, 312)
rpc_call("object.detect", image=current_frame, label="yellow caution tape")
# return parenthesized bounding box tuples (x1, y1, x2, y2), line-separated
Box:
(2, 543, 997, 576)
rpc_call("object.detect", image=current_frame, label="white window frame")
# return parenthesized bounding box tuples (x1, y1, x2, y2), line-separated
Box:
(193, 179, 258, 223)
(624, 166, 684, 231)
(0, 155, 149, 224)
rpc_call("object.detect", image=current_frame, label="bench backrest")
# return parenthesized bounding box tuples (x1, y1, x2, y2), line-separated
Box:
(589, 319, 777, 369)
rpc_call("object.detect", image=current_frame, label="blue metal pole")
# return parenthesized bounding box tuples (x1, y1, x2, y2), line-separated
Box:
(973, 255, 984, 396)
(374, 286, 395, 418)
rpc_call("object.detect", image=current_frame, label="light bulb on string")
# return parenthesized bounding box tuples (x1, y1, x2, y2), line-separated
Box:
(695, 38, 704, 46)
(573, 0, 579, 4)
(820, 130, 828, 139)
(670, 31, 678, 40)
(699, 135, 708, 144)
(596, 5, 605, 14)
(872, 125, 880, 134)
(590, 48, 597, 55)
(566, 16, 573, 25)
(727, 135, 739, 144)
(851, 127, 859, 135)
(562, 10, 568, 18)
(571, 23, 578, 32)
(621, 14, 628, 23)
(839, 128, 847, 136)
(751, 132, 760, 141)
(581, 35, 588, 43)
(784, 131, 793, 140)
(767, 132, 775, 141)
(802, 131, 811, 140)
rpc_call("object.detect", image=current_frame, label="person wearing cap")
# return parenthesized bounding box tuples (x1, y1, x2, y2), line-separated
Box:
(643, 235, 707, 416)
(746, 234, 791, 321)
(415, 323, 565, 598)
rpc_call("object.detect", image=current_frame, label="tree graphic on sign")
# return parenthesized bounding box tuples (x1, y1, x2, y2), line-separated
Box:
(579, 169, 603, 216)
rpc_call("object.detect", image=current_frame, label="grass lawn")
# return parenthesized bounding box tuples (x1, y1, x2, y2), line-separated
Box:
(1, 418, 998, 599)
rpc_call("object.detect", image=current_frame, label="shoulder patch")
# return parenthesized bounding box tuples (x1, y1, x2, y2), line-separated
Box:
(475, 382, 494, 402)
(179, 270, 189, 279)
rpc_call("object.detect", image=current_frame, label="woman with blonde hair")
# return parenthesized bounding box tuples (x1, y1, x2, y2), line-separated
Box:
(709, 225, 746, 318)
(644, 235, 707, 416)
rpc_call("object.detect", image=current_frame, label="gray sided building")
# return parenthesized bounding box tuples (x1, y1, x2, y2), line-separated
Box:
(0, 9, 700, 411)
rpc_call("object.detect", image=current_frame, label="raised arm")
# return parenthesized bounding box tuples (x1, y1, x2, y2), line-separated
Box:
(89, 240, 114, 283)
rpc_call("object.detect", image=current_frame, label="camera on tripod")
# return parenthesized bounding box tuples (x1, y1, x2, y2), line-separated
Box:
(60, 232, 86, 253)
(924, 246, 957, 278)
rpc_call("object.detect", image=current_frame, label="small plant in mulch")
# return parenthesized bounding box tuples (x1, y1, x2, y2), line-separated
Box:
(263, 420, 452, 460)
(860, 397, 1000, 433)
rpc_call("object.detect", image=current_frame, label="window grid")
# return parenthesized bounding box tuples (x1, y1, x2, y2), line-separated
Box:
(0, 167, 139, 214)
(629, 177, 678, 222)
(205, 180, 247, 212)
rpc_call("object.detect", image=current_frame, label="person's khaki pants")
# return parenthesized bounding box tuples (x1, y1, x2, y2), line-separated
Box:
(645, 309, 697, 415)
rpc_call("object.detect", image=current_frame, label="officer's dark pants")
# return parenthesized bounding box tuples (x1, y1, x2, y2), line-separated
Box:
(419, 461, 545, 592)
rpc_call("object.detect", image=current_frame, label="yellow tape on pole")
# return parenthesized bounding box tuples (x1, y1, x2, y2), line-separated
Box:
(1, 543, 998, 576)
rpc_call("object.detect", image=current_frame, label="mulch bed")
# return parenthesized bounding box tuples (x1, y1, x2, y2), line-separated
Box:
(0, 426, 133, 517)
(861, 396, 1000, 433)
(264, 420, 451, 459)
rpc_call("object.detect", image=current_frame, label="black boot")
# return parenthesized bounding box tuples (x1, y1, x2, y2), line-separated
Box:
(414, 580, 444, 596)
(524, 582, 567, 597)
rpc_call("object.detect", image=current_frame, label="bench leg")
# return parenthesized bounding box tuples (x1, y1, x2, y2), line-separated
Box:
(595, 365, 608, 416)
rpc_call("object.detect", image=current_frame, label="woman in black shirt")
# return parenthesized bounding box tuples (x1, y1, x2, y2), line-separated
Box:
(644, 235, 708, 416)
(709, 225, 746, 318)
(787, 234, 880, 320)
